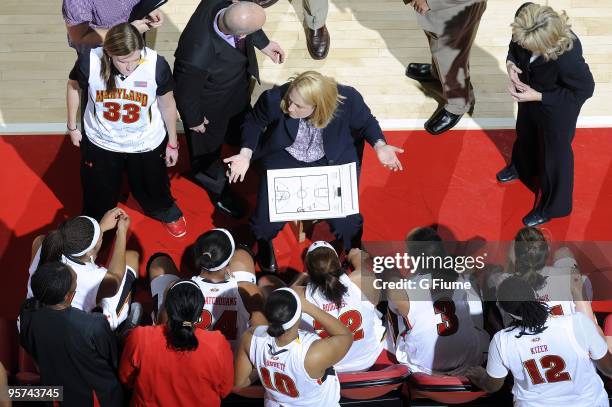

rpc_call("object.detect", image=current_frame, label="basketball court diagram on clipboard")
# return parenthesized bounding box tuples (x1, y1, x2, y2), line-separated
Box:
(267, 163, 359, 222)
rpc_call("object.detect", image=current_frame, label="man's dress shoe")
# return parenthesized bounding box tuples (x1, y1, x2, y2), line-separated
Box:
(405, 63, 438, 82)
(424, 108, 463, 135)
(306, 25, 330, 60)
(257, 239, 278, 273)
(214, 189, 245, 219)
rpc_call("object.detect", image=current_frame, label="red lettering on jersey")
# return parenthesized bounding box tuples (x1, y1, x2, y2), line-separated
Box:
(523, 355, 572, 385)
(264, 360, 286, 371)
(198, 309, 238, 340)
(203, 296, 237, 306)
(433, 298, 459, 336)
(141, 94, 148, 107)
(314, 309, 364, 341)
(322, 301, 346, 312)
(530, 345, 549, 355)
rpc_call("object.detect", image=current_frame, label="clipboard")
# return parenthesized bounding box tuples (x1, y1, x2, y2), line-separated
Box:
(129, 0, 168, 21)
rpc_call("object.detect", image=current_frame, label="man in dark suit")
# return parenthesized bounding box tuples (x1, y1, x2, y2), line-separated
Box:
(224, 71, 404, 271)
(174, 1, 284, 218)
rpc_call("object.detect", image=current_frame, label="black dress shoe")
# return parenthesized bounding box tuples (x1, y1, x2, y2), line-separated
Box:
(405, 63, 438, 82)
(214, 188, 245, 219)
(306, 25, 330, 60)
(253, 0, 279, 7)
(257, 239, 278, 273)
(522, 210, 550, 227)
(496, 165, 519, 183)
(424, 109, 463, 135)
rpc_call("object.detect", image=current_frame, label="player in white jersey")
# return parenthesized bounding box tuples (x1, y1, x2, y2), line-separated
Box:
(487, 227, 593, 328)
(66, 22, 186, 237)
(235, 287, 353, 407)
(296, 242, 387, 372)
(387, 227, 489, 374)
(26, 208, 139, 330)
(467, 276, 612, 407)
(148, 228, 266, 350)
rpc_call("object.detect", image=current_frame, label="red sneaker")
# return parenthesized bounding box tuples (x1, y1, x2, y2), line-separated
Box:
(163, 216, 187, 238)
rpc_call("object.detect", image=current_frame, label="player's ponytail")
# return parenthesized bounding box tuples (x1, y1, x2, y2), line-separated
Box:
(39, 217, 96, 265)
(514, 227, 548, 290)
(406, 227, 458, 293)
(164, 280, 204, 351)
(194, 229, 235, 273)
(265, 289, 301, 338)
(305, 242, 347, 310)
(498, 276, 549, 338)
(101, 23, 145, 93)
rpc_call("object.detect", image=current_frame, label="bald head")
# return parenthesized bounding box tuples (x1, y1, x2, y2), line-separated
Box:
(222, 2, 266, 36)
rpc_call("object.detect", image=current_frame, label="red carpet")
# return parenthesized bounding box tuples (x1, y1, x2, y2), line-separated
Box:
(2, 129, 612, 318)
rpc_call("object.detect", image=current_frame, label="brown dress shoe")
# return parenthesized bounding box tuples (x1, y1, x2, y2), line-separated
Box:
(254, 0, 279, 7)
(306, 25, 330, 60)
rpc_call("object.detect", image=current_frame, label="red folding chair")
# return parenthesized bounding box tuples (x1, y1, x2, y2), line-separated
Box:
(405, 372, 486, 404)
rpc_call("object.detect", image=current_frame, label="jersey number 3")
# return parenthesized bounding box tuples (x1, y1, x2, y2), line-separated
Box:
(313, 309, 364, 341)
(433, 299, 459, 336)
(103, 102, 140, 123)
(523, 355, 572, 385)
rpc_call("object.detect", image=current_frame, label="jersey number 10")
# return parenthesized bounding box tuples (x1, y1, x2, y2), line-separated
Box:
(259, 367, 299, 398)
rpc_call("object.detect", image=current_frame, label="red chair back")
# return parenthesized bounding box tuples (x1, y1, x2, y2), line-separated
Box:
(0, 318, 19, 376)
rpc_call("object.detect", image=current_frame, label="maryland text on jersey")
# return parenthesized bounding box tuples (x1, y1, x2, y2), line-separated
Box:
(96, 88, 149, 107)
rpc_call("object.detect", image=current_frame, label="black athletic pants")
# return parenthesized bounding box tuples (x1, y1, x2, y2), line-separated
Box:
(80, 136, 182, 222)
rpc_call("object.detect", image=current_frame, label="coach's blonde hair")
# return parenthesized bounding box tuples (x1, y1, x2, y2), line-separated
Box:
(280, 71, 344, 128)
(511, 3, 574, 61)
(101, 23, 145, 92)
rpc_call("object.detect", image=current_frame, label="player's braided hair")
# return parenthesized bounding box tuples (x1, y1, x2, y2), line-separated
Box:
(498, 276, 549, 338)
(39, 217, 96, 265)
(101, 23, 145, 93)
(306, 246, 347, 311)
(514, 227, 548, 290)
(164, 280, 204, 351)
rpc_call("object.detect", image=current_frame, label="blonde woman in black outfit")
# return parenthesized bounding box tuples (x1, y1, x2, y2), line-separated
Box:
(496, 3, 594, 227)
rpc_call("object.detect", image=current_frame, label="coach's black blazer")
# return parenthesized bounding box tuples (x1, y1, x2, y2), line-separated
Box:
(173, 0, 270, 128)
(506, 34, 594, 110)
(241, 83, 386, 166)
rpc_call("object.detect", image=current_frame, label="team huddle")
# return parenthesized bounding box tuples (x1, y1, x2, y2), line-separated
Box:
(18, 210, 612, 406)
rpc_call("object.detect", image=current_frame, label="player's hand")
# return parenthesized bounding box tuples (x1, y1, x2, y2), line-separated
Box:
(465, 366, 487, 387)
(116, 213, 131, 234)
(508, 83, 542, 102)
(293, 286, 313, 313)
(223, 153, 251, 183)
(99, 207, 126, 232)
(189, 117, 209, 134)
(261, 41, 285, 64)
(165, 145, 179, 167)
(68, 129, 82, 147)
(146, 9, 164, 28)
(412, 0, 430, 14)
(130, 19, 151, 34)
(347, 248, 363, 268)
(375, 143, 404, 171)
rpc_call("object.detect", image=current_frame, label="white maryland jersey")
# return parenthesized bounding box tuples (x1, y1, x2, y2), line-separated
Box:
(486, 313, 608, 407)
(393, 274, 489, 374)
(84, 47, 166, 153)
(494, 259, 593, 325)
(301, 274, 386, 372)
(249, 326, 341, 407)
(191, 276, 250, 351)
(27, 247, 106, 312)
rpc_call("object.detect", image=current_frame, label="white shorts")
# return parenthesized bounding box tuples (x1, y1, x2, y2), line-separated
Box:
(100, 266, 137, 330)
(150, 273, 180, 323)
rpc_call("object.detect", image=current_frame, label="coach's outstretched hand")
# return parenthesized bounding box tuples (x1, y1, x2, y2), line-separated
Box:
(224, 148, 253, 183)
(375, 142, 404, 171)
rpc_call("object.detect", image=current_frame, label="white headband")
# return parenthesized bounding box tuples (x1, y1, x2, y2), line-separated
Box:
(307, 241, 337, 257)
(203, 228, 236, 272)
(170, 280, 201, 292)
(71, 216, 101, 257)
(275, 288, 302, 330)
(507, 312, 523, 321)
